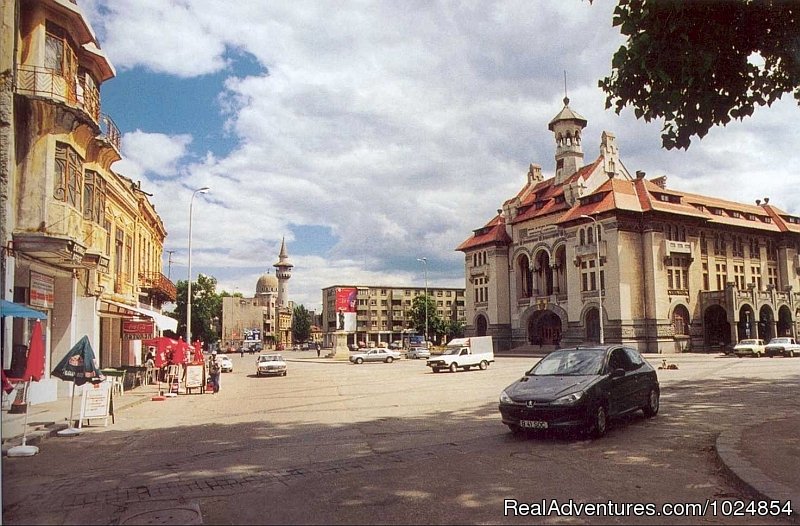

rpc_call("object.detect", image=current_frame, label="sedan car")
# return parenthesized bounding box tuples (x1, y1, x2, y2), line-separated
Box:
(765, 337, 800, 357)
(256, 354, 287, 376)
(733, 339, 766, 358)
(406, 346, 431, 359)
(498, 345, 659, 438)
(349, 348, 402, 364)
(215, 355, 234, 373)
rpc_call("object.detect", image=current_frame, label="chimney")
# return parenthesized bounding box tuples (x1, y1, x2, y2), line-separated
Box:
(652, 176, 667, 189)
(527, 164, 543, 184)
(635, 170, 646, 179)
(756, 199, 761, 206)
(763, 197, 770, 204)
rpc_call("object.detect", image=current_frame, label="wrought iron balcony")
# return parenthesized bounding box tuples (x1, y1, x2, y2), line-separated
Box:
(17, 65, 100, 122)
(138, 272, 177, 302)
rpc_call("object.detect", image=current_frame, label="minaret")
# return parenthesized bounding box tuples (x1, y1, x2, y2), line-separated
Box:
(548, 96, 587, 184)
(273, 237, 293, 308)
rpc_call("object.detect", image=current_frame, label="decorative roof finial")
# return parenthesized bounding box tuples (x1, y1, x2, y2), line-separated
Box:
(563, 70, 569, 106)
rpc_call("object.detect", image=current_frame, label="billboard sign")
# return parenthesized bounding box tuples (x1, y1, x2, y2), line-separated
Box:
(334, 287, 357, 332)
(122, 320, 155, 341)
(29, 271, 54, 309)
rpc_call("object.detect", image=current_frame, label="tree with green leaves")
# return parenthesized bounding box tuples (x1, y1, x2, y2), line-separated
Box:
(170, 274, 222, 346)
(408, 294, 440, 341)
(599, 0, 800, 150)
(292, 304, 312, 343)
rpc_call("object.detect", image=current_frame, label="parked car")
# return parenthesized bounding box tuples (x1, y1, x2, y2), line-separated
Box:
(498, 345, 659, 438)
(256, 354, 287, 377)
(248, 343, 263, 354)
(733, 339, 766, 358)
(406, 346, 431, 359)
(215, 355, 234, 373)
(349, 348, 402, 364)
(765, 337, 800, 357)
(389, 341, 403, 350)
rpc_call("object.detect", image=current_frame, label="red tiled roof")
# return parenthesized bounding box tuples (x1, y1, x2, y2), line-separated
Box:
(455, 214, 512, 251)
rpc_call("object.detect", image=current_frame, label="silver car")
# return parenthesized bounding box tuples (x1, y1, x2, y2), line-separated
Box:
(407, 346, 431, 359)
(256, 354, 287, 376)
(349, 348, 401, 364)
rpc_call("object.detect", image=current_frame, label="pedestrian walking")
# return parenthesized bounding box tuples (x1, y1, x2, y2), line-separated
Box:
(209, 351, 221, 394)
(316, 342, 321, 358)
(240, 346, 244, 358)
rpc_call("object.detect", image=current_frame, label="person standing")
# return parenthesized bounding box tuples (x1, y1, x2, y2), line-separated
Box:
(316, 342, 321, 358)
(208, 351, 221, 394)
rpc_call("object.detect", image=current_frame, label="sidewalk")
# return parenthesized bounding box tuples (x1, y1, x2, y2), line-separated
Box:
(1, 382, 161, 454)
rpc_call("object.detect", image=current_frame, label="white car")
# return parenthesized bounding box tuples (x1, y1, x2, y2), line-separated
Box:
(349, 348, 402, 364)
(215, 355, 234, 373)
(733, 339, 766, 358)
(256, 354, 287, 376)
(765, 337, 800, 358)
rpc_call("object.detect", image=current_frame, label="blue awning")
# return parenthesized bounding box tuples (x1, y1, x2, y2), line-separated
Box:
(0, 299, 47, 319)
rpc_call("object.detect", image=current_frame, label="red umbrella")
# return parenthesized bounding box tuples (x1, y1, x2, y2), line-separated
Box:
(22, 320, 45, 382)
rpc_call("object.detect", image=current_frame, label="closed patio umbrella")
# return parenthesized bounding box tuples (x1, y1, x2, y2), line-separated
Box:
(7, 321, 45, 457)
(51, 336, 104, 436)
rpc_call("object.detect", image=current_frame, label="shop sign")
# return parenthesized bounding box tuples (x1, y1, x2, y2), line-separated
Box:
(122, 320, 154, 341)
(29, 271, 54, 309)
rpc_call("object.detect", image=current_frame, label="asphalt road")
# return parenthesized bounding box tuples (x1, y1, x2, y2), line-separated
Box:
(3, 352, 799, 525)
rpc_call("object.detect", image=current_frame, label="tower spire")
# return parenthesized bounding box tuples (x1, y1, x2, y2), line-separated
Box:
(274, 237, 293, 309)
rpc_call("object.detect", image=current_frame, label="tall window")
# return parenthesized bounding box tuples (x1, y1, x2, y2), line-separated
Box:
(733, 264, 745, 289)
(715, 262, 728, 290)
(666, 256, 689, 292)
(732, 236, 745, 258)
(766, 240, 778, 261)
(751, 265, 763, 290)
(672, 305, 690, 336)
(54, 142, 83, 209)
(767, 266, 779, 288)
(749, 238, 760, 259)
(104, 219, 111, 255)
(82, 170, 106, 223)
(115, 228, 124, 280)
(580, 260, 605, 292)
(125, 234, 133, 279)
(713, 233, 726, 256)
(703, 262, 709, 290)
(700, 232, 707, 255)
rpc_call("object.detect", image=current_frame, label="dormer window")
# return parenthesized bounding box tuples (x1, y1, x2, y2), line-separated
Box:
(731, 211, 741, 219)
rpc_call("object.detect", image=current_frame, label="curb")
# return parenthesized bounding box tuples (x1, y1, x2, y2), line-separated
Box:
(715, 424, 800, 519)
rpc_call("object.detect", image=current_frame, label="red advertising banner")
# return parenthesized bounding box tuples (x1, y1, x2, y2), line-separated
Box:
(123, 320, 154, 341)
(29, 271, 54, 309)
(335, 288, 357, 332)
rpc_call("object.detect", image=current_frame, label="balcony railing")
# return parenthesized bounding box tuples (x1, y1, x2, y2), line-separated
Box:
(17, 65, 100, 122)
(99, 113, 121, 152)
(138, 272, 177, 302)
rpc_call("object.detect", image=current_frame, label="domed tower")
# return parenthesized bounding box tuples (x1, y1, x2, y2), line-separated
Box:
(273, 237, 293, 308)
(255, 271, 279, 307)
(548, 96, 587, 184)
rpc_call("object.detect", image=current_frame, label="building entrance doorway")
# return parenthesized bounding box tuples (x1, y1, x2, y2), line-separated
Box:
(704, 305, 730, 348)
(527, 310, 562, 346)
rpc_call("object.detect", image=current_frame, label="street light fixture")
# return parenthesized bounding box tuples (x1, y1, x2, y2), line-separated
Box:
(416, 257, 428, 344)
(580, 214, 604, 345)
(187, 186, 210, 347)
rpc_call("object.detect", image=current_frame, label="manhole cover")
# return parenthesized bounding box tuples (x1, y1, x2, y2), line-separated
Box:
(119, 503, 202, 525)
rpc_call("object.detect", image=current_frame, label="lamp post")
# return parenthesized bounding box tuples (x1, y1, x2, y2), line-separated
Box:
(187, 186, 210, 346)
(580, 214, 604, 345)
(416, 257, 428, 344)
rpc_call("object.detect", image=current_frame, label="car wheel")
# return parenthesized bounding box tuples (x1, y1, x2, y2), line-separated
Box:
(642, 388, 660, 417)
(589, 404, 608, 439)
(449, 362, 458, 373)
(386, 357, 393, 363)
(432, 367, 440, 373)
(479, 360, 488, 370)
(790, 350, 796, 358)
(283, 371, 287, 376)
(355, 357, 363, 364)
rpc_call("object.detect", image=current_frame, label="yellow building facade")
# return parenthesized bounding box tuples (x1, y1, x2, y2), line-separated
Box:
(1, 0, 176, 402)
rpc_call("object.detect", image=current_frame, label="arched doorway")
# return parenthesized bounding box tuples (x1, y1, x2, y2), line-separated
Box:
(534, 250, 553, 296)
(704, 305, 730, 347)
(527, 310, 562, 346)
(475, 314, 488, 337)
(672, 305, 690, 337)
(585, 308, 600, 343)
(778, 305, 793, 337)
(738, 305, 756, 340)
(759, 305, 775, 341)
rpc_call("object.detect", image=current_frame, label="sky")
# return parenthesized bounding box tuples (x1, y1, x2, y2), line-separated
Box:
(79, 0, 800, 312)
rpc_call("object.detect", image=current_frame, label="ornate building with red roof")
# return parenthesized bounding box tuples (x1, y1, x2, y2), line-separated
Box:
(457, 98, 800, 353)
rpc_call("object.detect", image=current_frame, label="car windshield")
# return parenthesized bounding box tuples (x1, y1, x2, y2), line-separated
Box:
(738, 340, 760, 345)
(258, 355, 281, 362)
(770, 338, 791, 344)
(529, 350, 605, 376)
(442, 347, 464, 355)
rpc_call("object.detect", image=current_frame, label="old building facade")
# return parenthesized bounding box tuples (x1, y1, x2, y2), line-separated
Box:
(1, 0, 176, 402)
(457, 98, 800, 353)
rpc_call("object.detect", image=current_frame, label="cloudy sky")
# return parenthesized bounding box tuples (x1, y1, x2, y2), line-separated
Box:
(80, 0, 800, 311)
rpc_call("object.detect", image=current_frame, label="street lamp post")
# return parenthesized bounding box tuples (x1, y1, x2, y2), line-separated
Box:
(580, 214, 604, 345)
(416, 257, 428, 344)
(187, 187, 210, 347)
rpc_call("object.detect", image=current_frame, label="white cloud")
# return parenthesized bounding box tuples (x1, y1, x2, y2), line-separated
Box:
(84, 0, 800, 309)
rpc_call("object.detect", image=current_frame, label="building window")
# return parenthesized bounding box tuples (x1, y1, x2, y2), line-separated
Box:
(54, 142, 83, 209)
(702, 262, 709, 290)
(700, 232, 707, 255)
(750, 238, 760, 259)
(666, 256, 689, 292)
(750, 265, 762, 291)
(114, 228, 124, 279)
(672, 305, 690, 336)
(104, 219, 111, 256)
(580, 260, 605, 292)
(732, 236, 744, 258)
(733, 264, 745, 290)
(766, 240, 778, 261)
(713, 233, 726, 256)
(767, 266, 779, 288)
(715, 262, 728, 290)
(82, 170, 106, 223)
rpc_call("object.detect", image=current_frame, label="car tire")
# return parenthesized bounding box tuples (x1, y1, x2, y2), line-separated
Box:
(479, 360, 488, 370)
(386, 357, 393, 363)
(283, 371, 287, 376)
(355, 357, 363, 364)
(788, 350, 796, 358)
(432, 367, 440, 373)
(642, 388, 660, 417)
(449, 362, 458, 373)
(589, 404, 608, 439)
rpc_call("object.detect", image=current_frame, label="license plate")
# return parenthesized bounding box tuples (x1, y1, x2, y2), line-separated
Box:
(519, 420, 548, 429)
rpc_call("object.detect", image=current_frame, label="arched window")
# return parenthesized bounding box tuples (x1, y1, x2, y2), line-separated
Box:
(587, 226, 594, 244)
(579, 229, 585, 246)
(673, 305, 690, 336)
